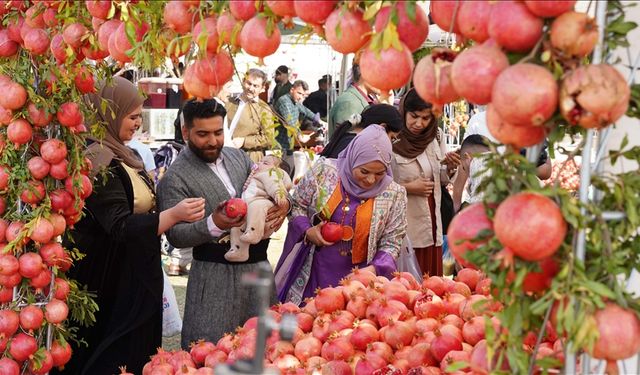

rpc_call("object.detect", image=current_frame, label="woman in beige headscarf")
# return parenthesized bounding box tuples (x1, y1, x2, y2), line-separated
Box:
(60, 77, 205, 375)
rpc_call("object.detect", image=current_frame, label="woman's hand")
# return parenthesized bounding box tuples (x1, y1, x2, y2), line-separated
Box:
(171, 198, 206, 223)
(403, 177, 434, 196)
(305, 223, 334, 247)
(442, 151, 461, 171)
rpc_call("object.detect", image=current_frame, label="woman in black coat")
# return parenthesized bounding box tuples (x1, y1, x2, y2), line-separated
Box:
(58, 77, 205, 374)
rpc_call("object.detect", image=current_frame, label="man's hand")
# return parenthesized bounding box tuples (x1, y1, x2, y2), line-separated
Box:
(442, 151, 462, 171)
(266, 198, 290, 230)
(211, 201, 245, 230)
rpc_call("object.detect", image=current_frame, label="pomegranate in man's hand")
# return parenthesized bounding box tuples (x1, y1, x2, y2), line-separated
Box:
(225, 198, 247, 218)
(320, 222, 343, 243)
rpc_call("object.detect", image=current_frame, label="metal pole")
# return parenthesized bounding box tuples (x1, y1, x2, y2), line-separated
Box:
(565, 1, 608, 373)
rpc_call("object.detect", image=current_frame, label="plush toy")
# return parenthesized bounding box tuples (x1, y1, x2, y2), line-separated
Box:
(225, 155, 292, 262)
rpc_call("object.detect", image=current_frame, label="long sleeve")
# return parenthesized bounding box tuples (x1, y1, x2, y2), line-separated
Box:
(275, 96, 298, 128)
(242, 103, 275, 150)
(376, 186, 408, 259)
(297, 102, 316, 121)
(86, 166, 159, 245)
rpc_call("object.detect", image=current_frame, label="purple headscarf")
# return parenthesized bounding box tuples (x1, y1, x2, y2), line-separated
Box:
(337, 124, 393, 199)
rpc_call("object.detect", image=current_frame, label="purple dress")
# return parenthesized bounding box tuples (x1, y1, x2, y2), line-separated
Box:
(275, 190, 396, 304)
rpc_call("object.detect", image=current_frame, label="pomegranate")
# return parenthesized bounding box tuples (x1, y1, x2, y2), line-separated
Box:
(0, 358, 19, 374)
(324, 8, 370, 54)
(0, 309, 19, 337)
(192, 17, 219, 53)
(23, 28, 50, 55)
(7, 17, 25, 44)
(45, 299, 68, 324)
(164, 1, 193, 34)
(456, 1, 491, 43)
(19, 305, 44, 331)
(183, 63, 216, 99)
(40, 242, 66, 268)
(30, 217, 55, 244)
(550, 11, 598, 59)
(21, 180, 46, 205)
(374, 3, 428, 52)
(488, 1, 544, 53)
(27, 156, 51, 180)
(413, 49, 459, 106)
(229, 0, 257, 21)
(351, 322, 379, 351)
(294, 0, 336, 25)
(189, 340, 216, 366)
(0, 254, 18, 275)
(19, 252, 44, 278)
(7, 119, 33, 147)
(41, 138, 68, 165)
(360, 42, 414, 92)
(494, 192, 567, 261)
(53, 277, 71, 300)
(25, 6, 45, 28)
(216, 12, 241, 47)
(321, 334, 355, 361)
(239, 16, 281, 60)
(429, 0, 460, 34)
(414, 293, 446, 319)
(98, 19, 122, 51)
(0, 29, 19, 57)
(462, 316, 487, 345)
(50, 340, 72, 367)
(113, 20, 149, 59)
(450, 40, 509, 105)
(590, 303, 640, 362)
(447, 203, 493, 268)
(50, 189, 74, 213)
(49, 33, 68, 63)
(294, 335, 322, 361)
(194, 50, 234, 87)
(320, 222, 343, 243)
(315, 287, 345, 313)
(486, 104, 547, 148)
(43, 8, 58, 27)
(86, 0, 111, 19)
(380, 320, 415, 349)
(74, 66, 96, 93)
(224, 198, 247, 218)
(27, 102, 53, 127)
(429, 332, 462, 362)
(9, 333, 37, 362)
(491, 63, 558, 127)
(520, 257, 560, 293)
(57, 102, 83, 127)
(455, 268, 482, 291)
(524, 0, 576, 18)
(65, 174, 93, 199)
(321, 360, 351, 375)
(63, 22, 87, 49)
(559, 64, 630, 129)
(0, 80, 27, 110)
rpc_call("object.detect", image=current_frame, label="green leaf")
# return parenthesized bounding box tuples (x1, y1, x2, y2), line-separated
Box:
(584, 280, 617, 299)
(363, 1, 383, 21)
(405, 1, 417, 23)
(445, 361, 470, 372)
(608, 20, 638, 34)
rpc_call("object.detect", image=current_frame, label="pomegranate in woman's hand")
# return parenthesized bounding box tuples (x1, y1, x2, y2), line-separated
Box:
(320, 222, 343, 243)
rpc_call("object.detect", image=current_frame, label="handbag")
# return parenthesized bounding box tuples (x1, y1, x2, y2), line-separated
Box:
(162, 269, 182, 337)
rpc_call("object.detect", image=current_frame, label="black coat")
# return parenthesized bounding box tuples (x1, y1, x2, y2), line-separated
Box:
(57, 160, 161, 375)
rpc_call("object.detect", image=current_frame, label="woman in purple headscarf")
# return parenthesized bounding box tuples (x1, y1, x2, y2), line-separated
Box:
(274, 125, 407, 305)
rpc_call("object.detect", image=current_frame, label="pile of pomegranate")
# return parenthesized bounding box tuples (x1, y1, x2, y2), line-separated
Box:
(140, 269, 565, 374)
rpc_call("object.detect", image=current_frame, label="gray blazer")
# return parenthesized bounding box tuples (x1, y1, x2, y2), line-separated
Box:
(156, 146, 252, 248)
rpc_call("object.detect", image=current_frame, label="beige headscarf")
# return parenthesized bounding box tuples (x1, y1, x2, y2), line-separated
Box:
(84, 76, 145, 177)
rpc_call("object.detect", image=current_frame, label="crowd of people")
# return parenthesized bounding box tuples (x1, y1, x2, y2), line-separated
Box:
(61, 60, 550, 373)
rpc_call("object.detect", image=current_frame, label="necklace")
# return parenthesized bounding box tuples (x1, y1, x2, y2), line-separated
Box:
(337, 186, 366, 257)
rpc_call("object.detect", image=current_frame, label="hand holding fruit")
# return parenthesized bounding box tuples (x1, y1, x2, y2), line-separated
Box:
(305, 222, 335, 247)
(172, 197, 205, 223)
(212, 199, 246, 230)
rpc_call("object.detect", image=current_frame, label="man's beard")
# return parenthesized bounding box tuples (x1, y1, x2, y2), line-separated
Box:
(188, 141, 221, 163)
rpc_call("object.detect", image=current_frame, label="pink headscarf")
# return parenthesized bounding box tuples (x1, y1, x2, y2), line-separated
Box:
(337, 124, 393, 199)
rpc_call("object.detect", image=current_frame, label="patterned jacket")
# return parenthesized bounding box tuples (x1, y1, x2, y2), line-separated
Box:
(291, 158, 407, 262)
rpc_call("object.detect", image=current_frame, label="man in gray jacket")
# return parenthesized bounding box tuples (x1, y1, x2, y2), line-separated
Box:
(157, 99, 289, 348)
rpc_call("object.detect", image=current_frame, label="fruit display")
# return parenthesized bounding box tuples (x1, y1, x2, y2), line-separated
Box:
(142, 269, 566, 374)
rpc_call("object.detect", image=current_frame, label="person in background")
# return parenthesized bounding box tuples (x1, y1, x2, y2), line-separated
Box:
(452, 134, 492, 211)
(60, 77, 205, 374)
(391, 89, 460, 277)
(275, 125, 407, 305)
(303, 75, 331, 119)
(156, 98, 289, 348)
(328, 63, 377, 137)
(127, 132, 157, 179)
(321, 103, 403, 159)
(273, 80, 323, 172)
(225, 68, 275, 163)
(270, 65, 293, 106)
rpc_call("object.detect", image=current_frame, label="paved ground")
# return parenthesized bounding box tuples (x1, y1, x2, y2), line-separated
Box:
(161, 220, 288, 351)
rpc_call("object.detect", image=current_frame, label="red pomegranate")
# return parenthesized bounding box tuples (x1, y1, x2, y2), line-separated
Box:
(0, 29, 19, 57)
(488, 1, 543, 53)
(74, 66, 96, 93)
(374, 3, 429, 52)
(7, 119, 33, 146)
(194, 50, 234, 87)
(7, 17, 25, 44)
(27, 102, 52, 127)
(413, 49, 459, 106)
(23, 28, 50, 55)
(63, 22, 88, 49)
(267, 0, 296, 18)
(550, 11, 598, 58)
(494, 192, 567, 261)
(524, 0, 576, 18)
(25, 6, 45, 28)
(216, 12, 241, 47)
(294, 0, 337, 25)
(57, 102, 83, 127)
(559, 64, 630, 129)
(450, 40, 508, 105)
(590, 303, 640, 364)
(520, 257, 560, 293)
(164, 1, 193, 34)
(50, 340, 72, 367)
(108, 31, 131, 63)
(98, 19, 122, 51)
(0, 81, 27, 110)
(429, 0, 460, 34)
(229, 0, 257, 21)
(114, 20, 149, 56)
(239, 16, 281, 60)
(320, 222, 343, 243)
(86, 0, 111, 19)
(49, 33, 68, 63)
(447, 203, 493, 268)
(360, 42, 414, 92)
(486, 104, 546, 148)
(456, 0, 491, 43)
(491, 63, 558, 127)
(324, 8, 370, 54)
(192, 17, 219, 54)
(43, 8, 58, 27)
